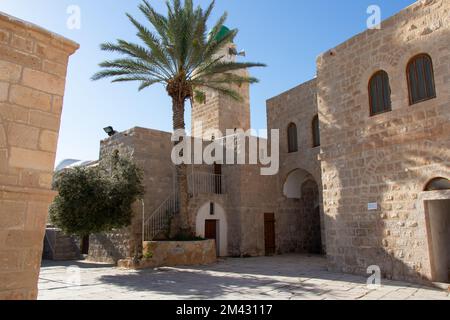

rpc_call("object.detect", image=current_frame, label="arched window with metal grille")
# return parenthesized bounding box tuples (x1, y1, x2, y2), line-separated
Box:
(407, 54, 436, 105)
(369, 70, 392, 116)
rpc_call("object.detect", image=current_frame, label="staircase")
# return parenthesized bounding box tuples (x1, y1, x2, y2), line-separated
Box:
(142, 172, 225, 242)
(42, 227, 81, 260)
(143, 192, 179, 241)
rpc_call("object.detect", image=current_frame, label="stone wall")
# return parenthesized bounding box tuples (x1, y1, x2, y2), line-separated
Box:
(191, 42, 250, 138)
(88, 230, 131, 264)
(266, 79, 326, 254)
(89, 127, 176, 262)
(223, 162, 278, 257)
(0, 12, 78, 299)
(119, 240, 217, 269)
(316, 0, 450, 282)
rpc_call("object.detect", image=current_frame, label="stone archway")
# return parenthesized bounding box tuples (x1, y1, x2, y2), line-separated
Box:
(280, 169, 324, 255)
(195, 202, 228, 257)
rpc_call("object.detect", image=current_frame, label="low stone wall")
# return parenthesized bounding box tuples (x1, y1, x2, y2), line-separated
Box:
(118, 240, 217, 269)
(87, 230, 132, 264)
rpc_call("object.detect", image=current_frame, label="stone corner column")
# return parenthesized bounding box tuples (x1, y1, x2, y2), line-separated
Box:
(0, 12, 79, 300)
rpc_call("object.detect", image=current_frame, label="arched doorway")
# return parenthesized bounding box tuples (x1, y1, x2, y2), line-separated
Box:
(423, 177, 450, 283)
(195, 202, 228, 257)
(282, 169, 324, 255)
(300, 179, 323, 255)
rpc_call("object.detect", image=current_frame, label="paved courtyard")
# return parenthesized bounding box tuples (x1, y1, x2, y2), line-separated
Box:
(38, 255, 449, 300)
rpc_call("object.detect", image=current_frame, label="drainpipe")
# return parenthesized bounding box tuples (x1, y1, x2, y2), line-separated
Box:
(141, 198, 145, 244)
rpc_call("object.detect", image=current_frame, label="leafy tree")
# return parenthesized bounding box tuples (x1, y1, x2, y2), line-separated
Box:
(92, 0, 266, 235)
(49, 153, 144, 238)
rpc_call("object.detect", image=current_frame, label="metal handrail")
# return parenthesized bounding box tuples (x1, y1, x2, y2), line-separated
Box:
(142, 172, 225, 241)
(143, 192, 179, 241)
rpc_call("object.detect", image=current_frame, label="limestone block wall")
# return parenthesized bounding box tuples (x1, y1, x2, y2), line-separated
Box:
(266, 79, 326, 254)
(90, 127, 176, 262)
(191, 69, 250, 138)
(0, 12, 78, 299)
(316, 0, 450, 282)
(224, 163, 278, 257)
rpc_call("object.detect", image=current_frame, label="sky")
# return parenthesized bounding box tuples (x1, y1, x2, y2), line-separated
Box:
(0, 0, 417, 165)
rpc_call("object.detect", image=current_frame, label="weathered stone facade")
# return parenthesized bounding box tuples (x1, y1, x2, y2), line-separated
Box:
(192, 42, 251, 139)
(0, 12, 78, 299)
(87, 0, 449, 284)
(267, 79, 326, 255)
(316, 0, 449, 282)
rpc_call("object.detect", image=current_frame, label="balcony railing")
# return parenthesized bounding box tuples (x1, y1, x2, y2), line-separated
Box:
(188, 172, 225, 195)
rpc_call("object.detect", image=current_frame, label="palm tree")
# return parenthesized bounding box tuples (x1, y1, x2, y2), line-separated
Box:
(92, 0, 265, 237)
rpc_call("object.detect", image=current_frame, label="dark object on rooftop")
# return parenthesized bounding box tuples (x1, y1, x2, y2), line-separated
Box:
(104, 126, 117, 137)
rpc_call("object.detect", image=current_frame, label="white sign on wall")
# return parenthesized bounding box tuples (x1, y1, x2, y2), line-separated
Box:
(368, 202, 378, 211)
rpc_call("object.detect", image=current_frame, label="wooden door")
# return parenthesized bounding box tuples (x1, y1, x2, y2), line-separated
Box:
(264, 213, 275, 256)
(205, 220, 219, 256)
(205, 220, 217, 240)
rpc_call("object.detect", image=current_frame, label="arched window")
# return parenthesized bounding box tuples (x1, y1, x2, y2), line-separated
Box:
(424, 178, 450, 191)
(312, 115, 320, 148)
(407, 54, 436, 105)
(287, 123, 298, 153)
(369, 70, 392, 116)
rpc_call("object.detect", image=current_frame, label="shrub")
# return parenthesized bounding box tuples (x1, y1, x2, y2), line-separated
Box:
(49, 152, 144, 237)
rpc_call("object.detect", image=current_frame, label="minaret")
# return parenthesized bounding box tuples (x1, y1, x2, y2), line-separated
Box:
(191, 26, 251, 140)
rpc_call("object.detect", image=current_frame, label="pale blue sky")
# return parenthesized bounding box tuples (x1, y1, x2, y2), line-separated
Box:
(0, 0, 416, 164)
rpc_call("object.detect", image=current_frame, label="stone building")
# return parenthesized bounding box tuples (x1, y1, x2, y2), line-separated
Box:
(0, 12, 78, 299)
(316, 0, 449, 283)
(89, 0, 448, 284)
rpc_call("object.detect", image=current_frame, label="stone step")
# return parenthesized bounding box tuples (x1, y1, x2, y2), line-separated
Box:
(42, 228, 81, 261)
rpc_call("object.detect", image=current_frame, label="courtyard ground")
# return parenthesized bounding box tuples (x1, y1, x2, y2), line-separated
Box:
(38, 255, 449, 300)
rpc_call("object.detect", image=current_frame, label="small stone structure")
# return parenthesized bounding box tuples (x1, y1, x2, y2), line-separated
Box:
(117, 240, 217, 269)
(0, 12, 78, 299)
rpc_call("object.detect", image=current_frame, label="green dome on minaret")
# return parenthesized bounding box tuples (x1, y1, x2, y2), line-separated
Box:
(214, 25, 231, 42)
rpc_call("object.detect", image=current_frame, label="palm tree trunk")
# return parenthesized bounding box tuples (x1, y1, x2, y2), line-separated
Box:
(172, 97, 191, 235)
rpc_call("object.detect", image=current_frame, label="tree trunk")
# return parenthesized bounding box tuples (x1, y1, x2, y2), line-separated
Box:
(172, 97, 191, 236)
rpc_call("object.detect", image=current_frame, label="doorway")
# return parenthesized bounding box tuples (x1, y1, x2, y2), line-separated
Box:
(80, 235, 90, 255)
(301, 179, 323, 255)
(264, 213, 276, 256)
(426, 199, 450, 283)
(205, 220, 219, 256)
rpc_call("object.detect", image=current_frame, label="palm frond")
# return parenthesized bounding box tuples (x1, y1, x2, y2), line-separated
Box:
(92, 0, 266, 102)
(201, 84, 242, 101)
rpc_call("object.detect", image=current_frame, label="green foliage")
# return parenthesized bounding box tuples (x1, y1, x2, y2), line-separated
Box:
(91, 0, 266, 102)
(143, 249, 153, 260)
(49, 153, 144, 237)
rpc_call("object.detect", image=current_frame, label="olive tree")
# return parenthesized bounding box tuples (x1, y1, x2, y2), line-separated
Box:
(49, 153, 144, 238)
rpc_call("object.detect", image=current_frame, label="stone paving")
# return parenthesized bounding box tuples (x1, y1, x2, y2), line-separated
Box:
(38, 255, 450, 300)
